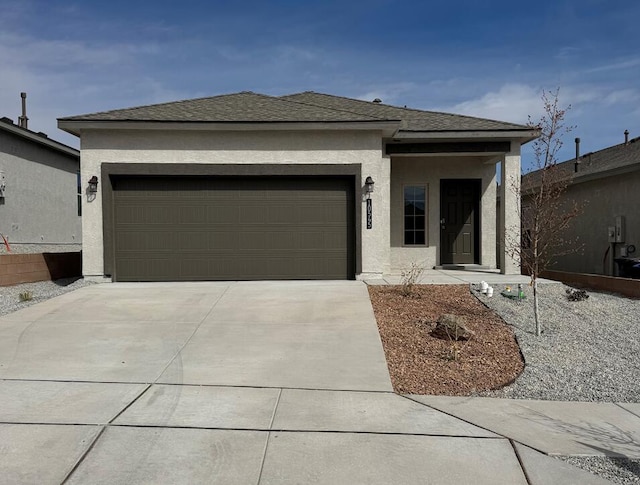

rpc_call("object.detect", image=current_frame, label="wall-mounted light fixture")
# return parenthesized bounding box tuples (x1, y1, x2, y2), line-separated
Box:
(88, 175, 99, 193)
(364, 176, 375, 199)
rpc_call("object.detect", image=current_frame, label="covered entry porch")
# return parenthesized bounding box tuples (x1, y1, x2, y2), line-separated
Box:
(387, 140, 522, 275)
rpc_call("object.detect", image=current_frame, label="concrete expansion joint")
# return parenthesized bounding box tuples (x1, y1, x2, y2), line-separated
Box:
(400, 394, 505, 439)
(59, 425, 106, 485)
(510, 439, 534, 485)
(615, 402, 640, 420)
(0, 420, 505, 440)
(108, 383, 152, 424)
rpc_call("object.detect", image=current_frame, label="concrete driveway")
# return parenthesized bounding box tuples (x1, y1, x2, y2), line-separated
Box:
(0, 281, 612, 484)
(0, 281, 391, 390)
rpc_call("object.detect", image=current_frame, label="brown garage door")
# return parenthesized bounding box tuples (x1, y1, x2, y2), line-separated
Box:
(112, 176, 355, 281)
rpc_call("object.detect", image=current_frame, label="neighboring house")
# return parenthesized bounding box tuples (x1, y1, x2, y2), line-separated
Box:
(58, 91, 536, 282)
(521, 132, 640, 276)
(0, 116, 81, 250)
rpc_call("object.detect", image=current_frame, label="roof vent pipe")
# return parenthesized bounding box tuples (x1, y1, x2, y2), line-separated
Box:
(574, 137, 580, 173)
(625, 129, 630, 145)
(18, 92, 28, 129)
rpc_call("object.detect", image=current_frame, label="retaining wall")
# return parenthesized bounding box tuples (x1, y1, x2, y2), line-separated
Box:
(540, 269, 640, 299)
(0, 252, 82, 286)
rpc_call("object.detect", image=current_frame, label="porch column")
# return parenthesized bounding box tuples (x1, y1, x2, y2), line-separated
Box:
(500, 141, 521, 274)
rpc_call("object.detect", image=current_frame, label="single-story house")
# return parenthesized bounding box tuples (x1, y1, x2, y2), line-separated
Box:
(0, 115, 81, 250)
(521, 132, 640, 276)
(58, 91, 537, 282)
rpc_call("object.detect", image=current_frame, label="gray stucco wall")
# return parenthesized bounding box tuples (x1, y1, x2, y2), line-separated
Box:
(389, 155, 498, 271)
(548, 169, 640, 275)
(0, 130, 81, 245)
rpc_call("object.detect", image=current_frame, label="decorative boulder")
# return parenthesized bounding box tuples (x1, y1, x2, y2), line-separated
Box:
(432, 314, 475, 341)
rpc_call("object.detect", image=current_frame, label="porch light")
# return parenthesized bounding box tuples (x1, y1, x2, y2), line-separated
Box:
(365, 176, 375, 197)
(88, 175, 99, 193)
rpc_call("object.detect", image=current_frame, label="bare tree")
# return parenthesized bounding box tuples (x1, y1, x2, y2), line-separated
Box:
(507, 88, 581, 336)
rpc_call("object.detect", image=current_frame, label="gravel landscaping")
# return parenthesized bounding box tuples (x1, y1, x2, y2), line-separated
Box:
(559, 456, 640, 485)
(0, 278, 92, 317)
(0, 243, 82, 254)
(473, 282, 640, 403)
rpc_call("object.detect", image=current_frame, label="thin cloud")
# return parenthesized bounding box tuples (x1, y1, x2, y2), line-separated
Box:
(355, 83, 418, 106)
(0, 32, 157, 68)
(439, 84, 608, 125)
(440, 84, 544, 124)
(584, 57, 640, 73)
(602, 89, 640, 106)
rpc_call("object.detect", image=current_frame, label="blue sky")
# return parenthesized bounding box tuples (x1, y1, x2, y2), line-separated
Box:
(1, 0, 638, 172)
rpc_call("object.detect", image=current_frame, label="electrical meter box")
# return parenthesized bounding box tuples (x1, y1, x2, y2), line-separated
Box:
(615, 215, 626, 243)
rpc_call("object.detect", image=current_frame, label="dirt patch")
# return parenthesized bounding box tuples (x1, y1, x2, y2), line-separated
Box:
(368, 285, 524, 395)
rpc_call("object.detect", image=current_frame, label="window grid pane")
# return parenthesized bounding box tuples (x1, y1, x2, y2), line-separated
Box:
(404, 185, 426, 246)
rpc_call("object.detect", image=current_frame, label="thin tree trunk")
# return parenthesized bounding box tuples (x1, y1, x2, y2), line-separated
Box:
(533, 277, 541, 336)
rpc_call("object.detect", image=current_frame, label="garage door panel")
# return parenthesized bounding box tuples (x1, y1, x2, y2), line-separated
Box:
(113, 176, 354, 281)
(267, 205, 296, 223)
(238, 232, 267, 250)
(114, 205, 145, 224)
(116, 231, 178, 252)
(267, 232, 297, 250)
(177, 232, 209, 251)
(239, 206, 268, 224)
(207, 205, 239, 223)
(323, 232, 348, 250)
(208, 231, 238, 250)
(179, 206, 208, 224)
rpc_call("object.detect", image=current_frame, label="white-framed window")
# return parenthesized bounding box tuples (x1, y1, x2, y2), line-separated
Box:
(403, 185, 427, 245)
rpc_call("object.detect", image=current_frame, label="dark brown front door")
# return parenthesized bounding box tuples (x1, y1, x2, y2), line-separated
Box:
(112, 176, 355, 281)
(440, 179, 479, 265)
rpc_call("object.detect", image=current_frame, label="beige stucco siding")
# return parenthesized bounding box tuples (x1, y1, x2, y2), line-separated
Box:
(80, 129, 389, 279)
(389, 156, 497, 271)
(547, 170, 640, 275)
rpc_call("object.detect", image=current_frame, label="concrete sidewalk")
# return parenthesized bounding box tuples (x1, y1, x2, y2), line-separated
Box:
(0, 281, 634, 483)
(0, 383, 627, 484)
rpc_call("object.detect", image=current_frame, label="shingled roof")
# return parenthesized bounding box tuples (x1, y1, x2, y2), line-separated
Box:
(60, 92, 386, 123)
(281, 92, 529, 132)
(522, 134, 640, 189)
(59, 91, 531, 134)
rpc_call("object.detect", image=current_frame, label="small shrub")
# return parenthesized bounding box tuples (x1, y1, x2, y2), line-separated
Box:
(400, 262, 425, 296)
(19, 291, 33, 302)
(443, 343, 462, 362)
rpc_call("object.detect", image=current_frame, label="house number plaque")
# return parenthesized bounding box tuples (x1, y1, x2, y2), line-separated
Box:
(366, 198, 372, 229)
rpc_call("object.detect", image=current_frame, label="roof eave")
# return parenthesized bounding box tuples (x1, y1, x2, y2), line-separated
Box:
(0, 121, 79, 158)
(391, 129, 539, 144)
(523, 161, 640, 192)
(57, 119, 402, 137)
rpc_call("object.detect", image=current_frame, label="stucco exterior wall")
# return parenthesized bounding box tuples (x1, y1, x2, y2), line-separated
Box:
(547, 169, 640, 275)
(0, 130, 81, 245)
(499, 145, 521, 274)
(389, 156, 497, 272)
(80, 129, 389, 279)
